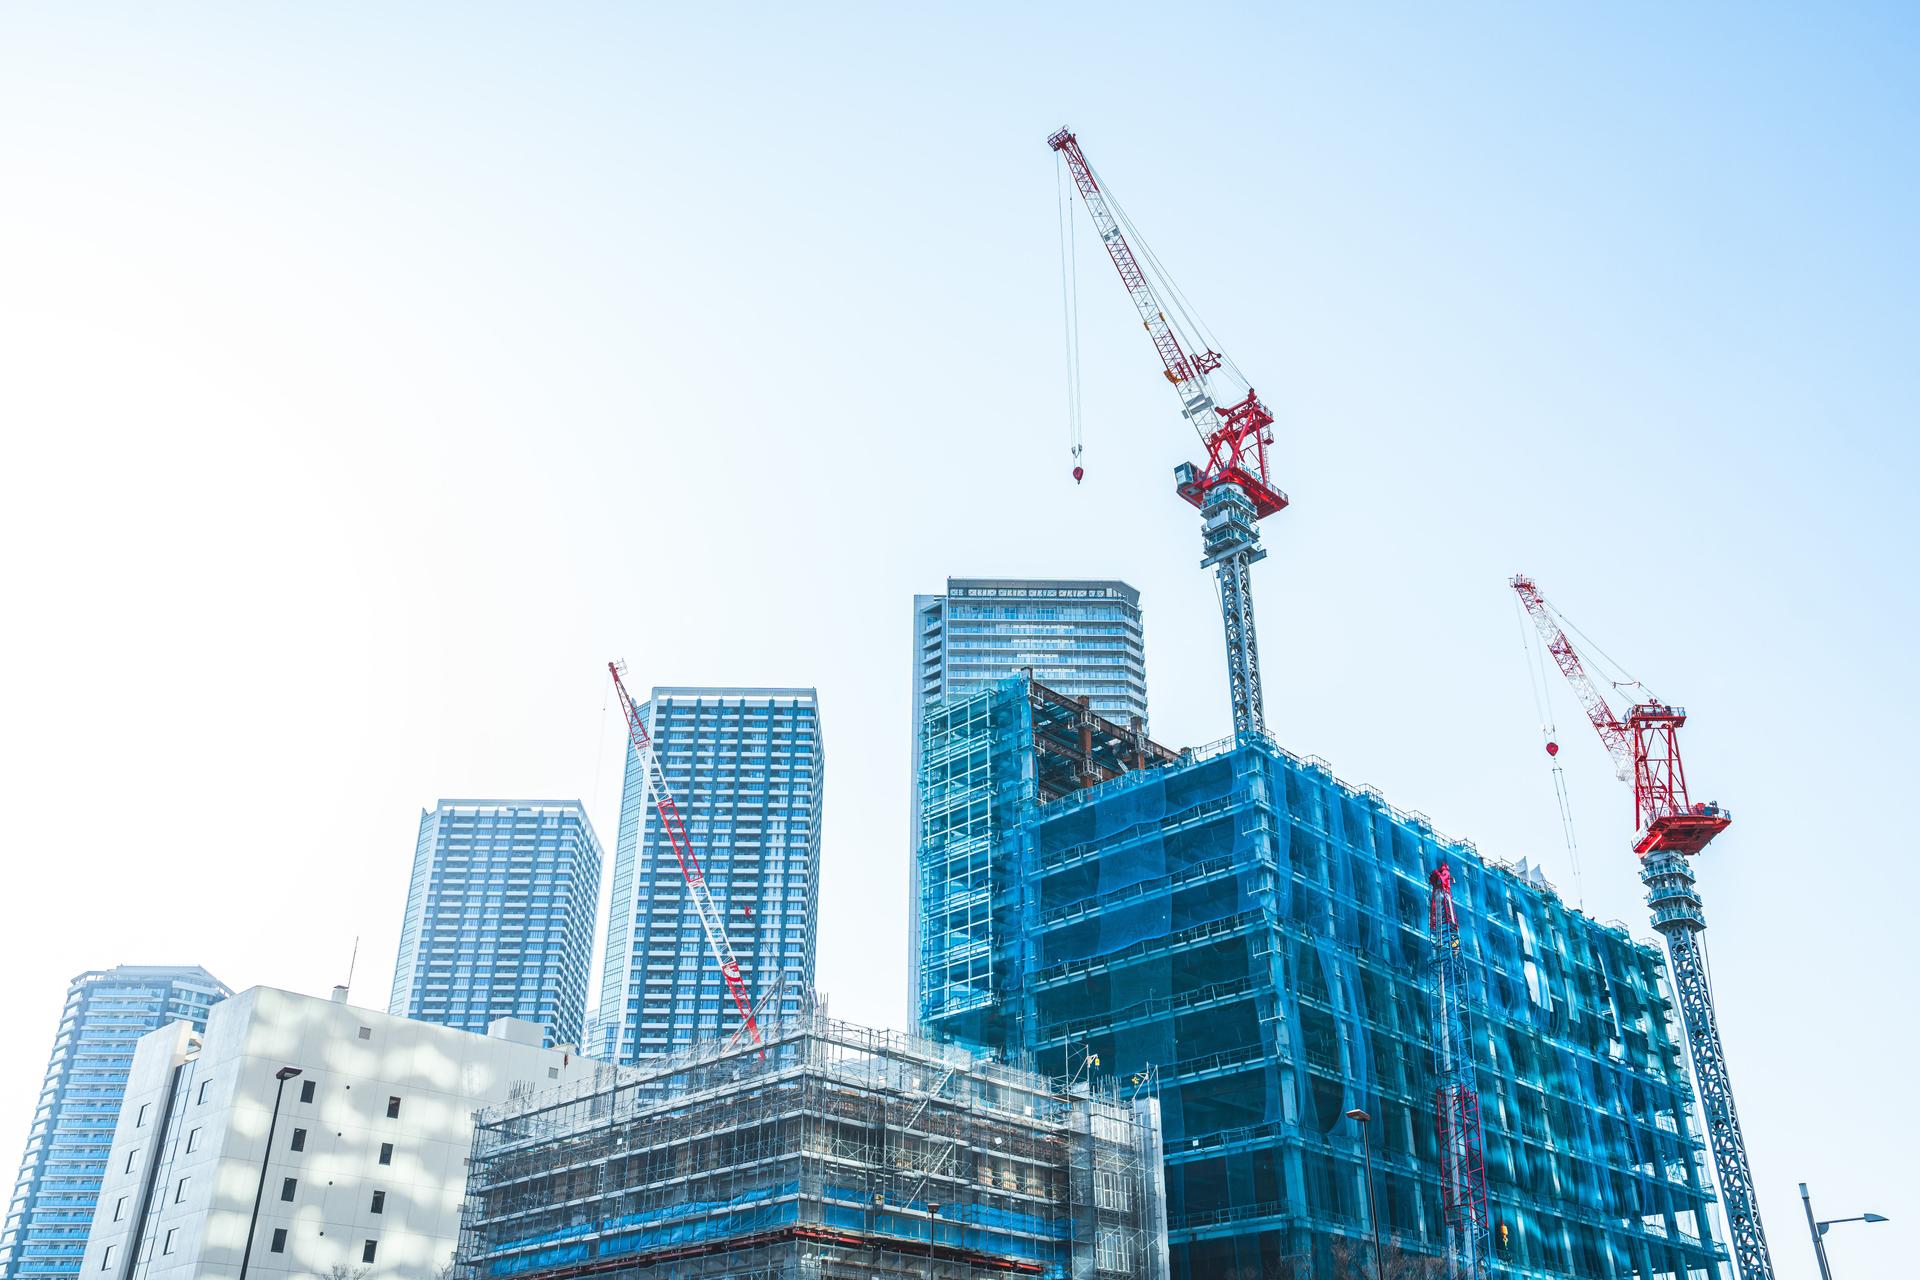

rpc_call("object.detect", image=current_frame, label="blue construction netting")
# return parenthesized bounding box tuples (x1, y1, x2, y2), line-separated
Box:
(917, 678, 1727, 1280)
(482, 1182, 800, 1276)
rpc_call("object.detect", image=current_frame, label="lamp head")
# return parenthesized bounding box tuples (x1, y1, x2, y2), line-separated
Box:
(1344, 1108, 1370, 1123)
(1865, 1214, 1889, 1224)
(275, 1066, 303, 1081)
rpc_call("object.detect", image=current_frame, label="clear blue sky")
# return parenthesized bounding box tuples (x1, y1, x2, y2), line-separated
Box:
(1, 5, 1913, 1276)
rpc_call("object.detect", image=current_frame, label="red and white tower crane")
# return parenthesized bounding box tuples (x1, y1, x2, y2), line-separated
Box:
(1508, 576, 1772, 1280)
(1429, 861, 1492, 1280)
(607, 661, 759, 1047)
(1049, 128, 1288, 736)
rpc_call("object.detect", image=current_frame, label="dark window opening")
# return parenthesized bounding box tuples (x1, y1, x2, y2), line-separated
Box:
(270, 1229, 287, 1254)
(299, 1079, 315, 1103)
(370, 1190, 385, 1214)
(280, 1176, 297, 1202)
(377, 1142, 393, 1166)
(362, 1240, 378, 1264)
(385, 1096, 401, 1118)
(290, 1128, 306, 1152)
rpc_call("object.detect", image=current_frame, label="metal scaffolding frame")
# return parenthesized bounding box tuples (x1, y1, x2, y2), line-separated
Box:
(457, 1014, 1168, 1280)
(917, 676, 1731, 1280)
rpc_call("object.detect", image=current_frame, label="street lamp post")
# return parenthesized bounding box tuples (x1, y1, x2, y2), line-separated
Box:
(1799, 1182, 1888, 1280)
(239, 1066, 302, 1280)
(925, 1200, 941, 1279)
(1345, 1109, 1385, 1280)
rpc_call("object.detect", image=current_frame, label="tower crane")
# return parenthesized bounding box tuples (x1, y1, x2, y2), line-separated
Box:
(608, 661, 759, 1047)
(1049, 128, 1288, 736)
(1429, 861, 1492, 1280)
(1508, 576, 1771, 1280)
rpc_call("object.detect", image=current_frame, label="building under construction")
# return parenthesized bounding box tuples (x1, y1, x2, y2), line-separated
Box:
(454, 1013, 1170, 1280)
(917, 675, 1729, 1280)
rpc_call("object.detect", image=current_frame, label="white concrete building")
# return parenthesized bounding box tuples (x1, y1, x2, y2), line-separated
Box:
(79, 987, 602, 1280)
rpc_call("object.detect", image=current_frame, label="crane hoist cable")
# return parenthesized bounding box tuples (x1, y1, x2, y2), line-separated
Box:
(1056, 154, 1085, 482)
(1514, 593, 1585, 906)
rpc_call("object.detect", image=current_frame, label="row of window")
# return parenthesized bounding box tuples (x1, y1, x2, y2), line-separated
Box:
(267, 1228, 381, 1263)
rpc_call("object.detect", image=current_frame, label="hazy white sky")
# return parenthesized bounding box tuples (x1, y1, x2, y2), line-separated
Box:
(2, 5, 1914, 1276)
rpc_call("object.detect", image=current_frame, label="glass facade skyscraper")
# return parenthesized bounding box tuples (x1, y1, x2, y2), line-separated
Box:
(1, 966, 229, 1280)
(910, 578, 1149, 1010)
(594, 688, 822, 1062)
(913, 578, 1148, 731)
(387, 799, 603, 1048)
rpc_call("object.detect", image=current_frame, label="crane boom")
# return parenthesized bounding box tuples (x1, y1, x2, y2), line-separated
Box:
(1047, 131, 1222, 405)
(1510, 574, 1632, 780)
(608, 661, 759, 1045)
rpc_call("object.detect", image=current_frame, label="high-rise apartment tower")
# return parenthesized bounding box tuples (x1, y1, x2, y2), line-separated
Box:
(909, 578, 1149, 1015)
(387, 800, 602, 1048)
(594, 688, 822, 1062)
(913, 578, 1147, 730)
(1, 966, 230, 1280)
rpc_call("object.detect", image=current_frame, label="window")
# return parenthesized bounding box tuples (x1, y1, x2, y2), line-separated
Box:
(299, 1079, 315, 1103)
(270, 1228, 287, 1254)
(135, 1103, 150, 1128)
(370, 1190, 385, 1214)
(100, 1246, 114, 1270)
(174, 1176, 190, 1204)
(547, 1066, 559, 1079)
(124, 1149, 139, 1173)
(111, 1197, 126, 1223)
(357, 1026, 372, 1040)
(377, 1142, 393, 1166)
(362, 1240, 378, 1264)
(290, 1128, 306, 1152)
(280, 1176, 297, 1202)
(161, 1228, 178, 1256)
(185, 1127, 201, 1154)
(385, 1096, 401, 1119)
(197, 1080, 210, 1104)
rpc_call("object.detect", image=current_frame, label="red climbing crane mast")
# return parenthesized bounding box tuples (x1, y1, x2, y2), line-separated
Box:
(608, 661, 759, 1046)
(1429, 861, 1492, 1280)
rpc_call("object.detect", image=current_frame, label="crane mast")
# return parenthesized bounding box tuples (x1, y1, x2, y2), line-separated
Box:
(1048, 127, 1288, 736)
(608, 661, 759, 1046)
(1507, 578, 1771, 1280)
(1429, 862, 1492, 1280)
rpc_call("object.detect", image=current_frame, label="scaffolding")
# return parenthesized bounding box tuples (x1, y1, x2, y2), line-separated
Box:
(917, 677, 1729, 1280)
(456, 1013, 1169, 1280)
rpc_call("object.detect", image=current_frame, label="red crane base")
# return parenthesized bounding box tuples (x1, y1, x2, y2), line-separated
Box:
(1633, 812, 1731, 857)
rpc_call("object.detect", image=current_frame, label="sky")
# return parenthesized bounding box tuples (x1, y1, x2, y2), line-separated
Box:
(1, 4, 1914, 1276)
